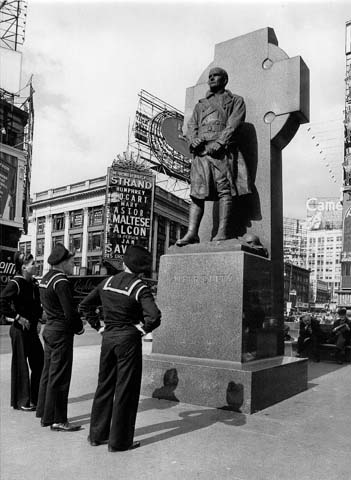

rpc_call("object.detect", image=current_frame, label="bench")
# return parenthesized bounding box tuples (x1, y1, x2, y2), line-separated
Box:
(284, 340, 351, 361)
(317, 324, 350, 361)
(318, 343, 351, 362)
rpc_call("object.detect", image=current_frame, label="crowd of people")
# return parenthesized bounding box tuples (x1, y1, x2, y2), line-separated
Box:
(285, 311, 339, 325)
(0, 243, 161, 452)
(290, 309, 351, 364)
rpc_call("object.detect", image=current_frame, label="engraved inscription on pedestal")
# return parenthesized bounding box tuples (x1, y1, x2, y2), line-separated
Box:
(153, 251, 276, 363)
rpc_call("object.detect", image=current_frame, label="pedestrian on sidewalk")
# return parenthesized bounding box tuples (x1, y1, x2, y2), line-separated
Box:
(36, 243, 85, 432)
(329, 307, 351, 364)
(79, 245, 161, 452)
(0, 252, 44, 411)
(296, 314, 324, 362)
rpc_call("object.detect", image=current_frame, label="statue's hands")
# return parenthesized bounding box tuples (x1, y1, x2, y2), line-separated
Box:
(206, 142, 222, 156)
(191, 138, 204, 149)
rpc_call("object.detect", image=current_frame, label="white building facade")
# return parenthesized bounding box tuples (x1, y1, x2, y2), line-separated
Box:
(306, 229, 342, 303)
(20, 175, 189, 278)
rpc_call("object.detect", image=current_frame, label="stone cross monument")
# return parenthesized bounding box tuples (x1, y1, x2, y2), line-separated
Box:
(142, 28, 310, 414)
(185, 27, 309, 317)
(187, 28, 309, 248)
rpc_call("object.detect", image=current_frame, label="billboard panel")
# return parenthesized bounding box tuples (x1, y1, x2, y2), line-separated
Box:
(132, 90, 191, 184)
(343, 206, 351, 252)
(104, 164, 155, 269)
(0, 152, 17, 221)
(0, 248, 16, 294)
(0, 47, 22, 93)
(306, 196, 342, 230)
(134, 110, 150, 145)
(346, 21, 351, 55)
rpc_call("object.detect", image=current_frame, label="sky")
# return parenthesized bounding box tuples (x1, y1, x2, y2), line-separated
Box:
(18, 0, 350, 218)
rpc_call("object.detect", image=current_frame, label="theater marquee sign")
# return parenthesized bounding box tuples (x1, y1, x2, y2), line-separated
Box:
(104, 157, 155, 268)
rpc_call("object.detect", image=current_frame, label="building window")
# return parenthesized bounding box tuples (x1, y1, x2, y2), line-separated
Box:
(169, 221, 178, 246)
(88, 231, 103, 251)
(19, 241, 31, 256)
(36, 238, 45, 257)
(89, 206, 104, 226)
(87, 257, 102, 275)
(73, 257, 81, 276)
(156, 237, 165, 270)
(157, 238, 165, 256)
(52, 213, 65, 231)
(180, 225, 187, 238)
(158, 215, 166, 236)
(69, 233, 82, 253)
(35, 260, 44, 277)
(37, 217, 45, 235)
(70, 210, 83, 229)
(52, 236, 64, 250)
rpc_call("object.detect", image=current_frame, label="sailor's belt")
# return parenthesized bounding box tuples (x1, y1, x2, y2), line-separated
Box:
(199, 125, 225, 133)
(13, 319, 23, 329)
(198, 132, 221, 142)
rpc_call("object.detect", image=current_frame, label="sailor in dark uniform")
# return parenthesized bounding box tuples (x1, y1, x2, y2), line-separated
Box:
(79, 245, 161, 452)
(36, 243, 84, 432)
(0, 252, 44, 411)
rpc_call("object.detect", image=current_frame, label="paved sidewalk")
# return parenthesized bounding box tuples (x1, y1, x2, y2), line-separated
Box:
(1, 340, 350, 480)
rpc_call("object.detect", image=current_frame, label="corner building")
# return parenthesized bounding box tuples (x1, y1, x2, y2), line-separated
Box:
(306, 229, 342, 303)
(283, 213, 342, 305)
(20, 176, 189, 278)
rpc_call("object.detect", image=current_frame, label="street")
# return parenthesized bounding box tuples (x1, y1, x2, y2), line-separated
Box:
(1, 326, 351, 479)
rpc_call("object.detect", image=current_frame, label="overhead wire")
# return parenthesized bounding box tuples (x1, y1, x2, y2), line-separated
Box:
(306, 119, 343, 184)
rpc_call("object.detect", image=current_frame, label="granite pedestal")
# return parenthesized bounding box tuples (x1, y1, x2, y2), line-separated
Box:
(142, 246, 308, 414)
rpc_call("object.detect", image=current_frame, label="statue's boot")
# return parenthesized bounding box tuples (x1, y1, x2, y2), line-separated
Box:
(176, 201, 204, 246)
(212, 195, 232, 241)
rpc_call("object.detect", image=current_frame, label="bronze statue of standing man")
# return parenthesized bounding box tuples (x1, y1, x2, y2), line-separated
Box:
(176, 67, 251, 246)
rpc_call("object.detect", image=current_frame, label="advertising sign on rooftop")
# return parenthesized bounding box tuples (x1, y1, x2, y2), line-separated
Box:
(104, 156, 155, 269)
(343, 206, 351, 253)
(0, 248, 16, 293)
(0, 47, 22, 94)
(0, 152, 17, 221)
(346, 20, 351, 55)
(305, 196, 342, 230)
